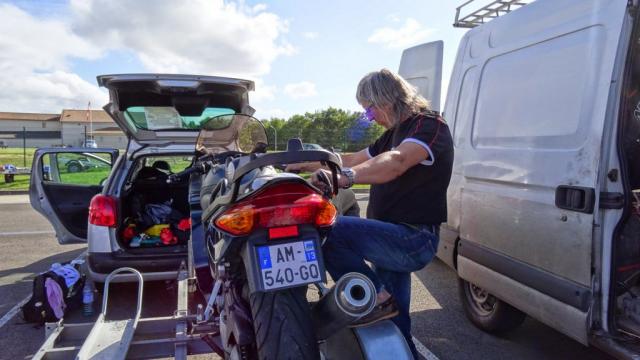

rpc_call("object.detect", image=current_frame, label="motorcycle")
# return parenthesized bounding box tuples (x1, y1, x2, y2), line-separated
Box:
(169, 114, 412, 359)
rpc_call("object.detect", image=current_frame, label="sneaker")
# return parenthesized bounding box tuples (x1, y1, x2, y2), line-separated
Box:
(349, 296, 399, 327)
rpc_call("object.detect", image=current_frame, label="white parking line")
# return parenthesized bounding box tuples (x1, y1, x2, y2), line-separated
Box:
(0, 297, 29, 329)
(0, 251, 86, 330)
(0, 230, 54, 236)
(413, 336, 439, 360)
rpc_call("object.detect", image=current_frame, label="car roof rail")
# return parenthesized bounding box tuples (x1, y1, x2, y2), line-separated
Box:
(454, 0, 534, 28)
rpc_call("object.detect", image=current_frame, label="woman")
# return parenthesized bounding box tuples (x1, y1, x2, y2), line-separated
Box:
(291, 68, 453, 359)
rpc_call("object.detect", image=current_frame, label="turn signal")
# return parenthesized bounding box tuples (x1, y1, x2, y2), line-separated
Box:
(315, 198, 337, 226)
(215, 205, 255, 235)
(89, 195, 117, 227)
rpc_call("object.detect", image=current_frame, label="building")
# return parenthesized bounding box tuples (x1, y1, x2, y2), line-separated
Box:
(59, 109, 127, 148)
(0, 110, 127, 149)
(0, 112, 61, 148)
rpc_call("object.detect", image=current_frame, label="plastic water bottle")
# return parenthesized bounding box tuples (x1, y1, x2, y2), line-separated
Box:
(82, 282, 94, 317)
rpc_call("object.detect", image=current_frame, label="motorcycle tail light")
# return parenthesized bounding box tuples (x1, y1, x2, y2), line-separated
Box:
(268, 225, 299, 240)
(89, 195, 117, 227)
(214, 182, 337, 236)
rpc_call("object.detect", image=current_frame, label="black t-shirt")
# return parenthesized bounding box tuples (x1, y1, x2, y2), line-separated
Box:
(366, 112, 454, 225)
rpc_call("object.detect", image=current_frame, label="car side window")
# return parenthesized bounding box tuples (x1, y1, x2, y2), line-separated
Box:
(42, 152, 113, 186)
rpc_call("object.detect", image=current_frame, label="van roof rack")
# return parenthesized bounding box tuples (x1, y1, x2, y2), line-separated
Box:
(454, 0, 534, 28)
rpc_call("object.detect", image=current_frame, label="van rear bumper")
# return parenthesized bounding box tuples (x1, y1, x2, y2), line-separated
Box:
(88, 252, 186, 283)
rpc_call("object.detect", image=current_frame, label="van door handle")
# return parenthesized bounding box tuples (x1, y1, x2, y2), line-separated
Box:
(555, 185, 595, 214)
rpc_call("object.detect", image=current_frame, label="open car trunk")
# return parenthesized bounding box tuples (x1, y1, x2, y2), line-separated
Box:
(117, 155, 192, 253)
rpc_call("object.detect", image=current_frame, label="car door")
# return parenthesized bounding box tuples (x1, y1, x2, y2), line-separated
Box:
(29, 148, 119, 244)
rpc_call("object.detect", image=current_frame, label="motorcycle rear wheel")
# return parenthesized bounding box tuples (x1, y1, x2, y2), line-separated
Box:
(249, 287, 319, 360)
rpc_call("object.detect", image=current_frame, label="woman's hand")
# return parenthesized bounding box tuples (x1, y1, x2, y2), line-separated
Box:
(310, 169, 348, 191)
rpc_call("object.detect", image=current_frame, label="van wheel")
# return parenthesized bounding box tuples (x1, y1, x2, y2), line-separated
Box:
(458, 278, 525, 334)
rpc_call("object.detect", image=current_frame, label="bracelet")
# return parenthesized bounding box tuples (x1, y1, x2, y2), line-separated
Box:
(341, 167, 355, 189)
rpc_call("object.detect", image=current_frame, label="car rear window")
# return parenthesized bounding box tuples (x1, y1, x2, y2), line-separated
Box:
(142, 155, 194, 174)
(124, 106, 235, 131)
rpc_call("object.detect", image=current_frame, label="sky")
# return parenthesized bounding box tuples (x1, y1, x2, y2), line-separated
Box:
(0, 0, 479, 119)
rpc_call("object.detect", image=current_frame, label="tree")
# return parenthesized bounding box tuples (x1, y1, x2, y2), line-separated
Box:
(259, 108, 385, 152)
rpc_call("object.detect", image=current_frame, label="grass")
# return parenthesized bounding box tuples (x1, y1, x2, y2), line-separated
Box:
(0, 148, 36, 191)
(0, 174, 30, 191)
(0, 147, 36, 168)
(59, 168, 111, 186)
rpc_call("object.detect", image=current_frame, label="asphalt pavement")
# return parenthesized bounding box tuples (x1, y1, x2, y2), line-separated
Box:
(0, 194, 612, 360)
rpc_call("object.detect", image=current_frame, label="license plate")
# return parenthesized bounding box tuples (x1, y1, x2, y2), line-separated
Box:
(257, 240, 321, 290)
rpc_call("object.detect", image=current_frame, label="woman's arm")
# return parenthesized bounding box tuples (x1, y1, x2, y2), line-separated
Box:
(285, 148, 371, 172)
(311, 142, 429, 188)
(341, 149, 370, 167)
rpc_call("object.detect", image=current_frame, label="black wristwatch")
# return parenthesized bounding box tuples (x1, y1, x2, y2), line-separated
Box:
(341, 167, 355, 189)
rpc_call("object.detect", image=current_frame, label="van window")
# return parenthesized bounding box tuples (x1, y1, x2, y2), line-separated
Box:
(472, 28, 603, 149)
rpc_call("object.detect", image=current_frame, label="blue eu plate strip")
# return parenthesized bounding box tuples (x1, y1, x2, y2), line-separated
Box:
(258, 246, 272, 269)
(304, 240, 316, 262)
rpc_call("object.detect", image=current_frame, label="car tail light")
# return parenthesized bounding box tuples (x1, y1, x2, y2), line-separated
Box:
(89, 195, 117, 227)
(214, 183, 337, 236)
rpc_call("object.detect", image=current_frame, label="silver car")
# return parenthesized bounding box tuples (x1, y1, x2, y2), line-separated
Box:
(30, 74, 255, 283)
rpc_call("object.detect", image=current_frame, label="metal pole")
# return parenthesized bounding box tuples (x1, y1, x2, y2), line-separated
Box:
(23, 127, 26, 167)
(272, 126, 277, 151)
(84, 125, 87, 147)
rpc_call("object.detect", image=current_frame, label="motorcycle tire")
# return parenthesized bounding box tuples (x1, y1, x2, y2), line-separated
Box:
(249, 287, 319, 360)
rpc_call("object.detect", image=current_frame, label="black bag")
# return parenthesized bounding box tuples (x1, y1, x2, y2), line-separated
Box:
(21, 264, 85, 324)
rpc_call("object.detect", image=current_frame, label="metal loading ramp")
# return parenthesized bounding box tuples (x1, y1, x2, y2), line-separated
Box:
(454, 0, 534, 28)
(32, 263, 217, 360)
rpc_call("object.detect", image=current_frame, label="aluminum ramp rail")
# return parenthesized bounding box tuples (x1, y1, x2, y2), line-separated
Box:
(454, 0, 533, 28)
(75, 267, 143, 359)
(32, 263, 217, 360)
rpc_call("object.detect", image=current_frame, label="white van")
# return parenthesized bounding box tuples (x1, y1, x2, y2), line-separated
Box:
(400, 0, 640, 356)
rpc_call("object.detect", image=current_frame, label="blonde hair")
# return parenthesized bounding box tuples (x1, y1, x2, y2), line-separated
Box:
(356, 68, 430, 125)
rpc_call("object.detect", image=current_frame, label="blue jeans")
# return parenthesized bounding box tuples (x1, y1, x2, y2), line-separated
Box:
(322, 216, 439, 359)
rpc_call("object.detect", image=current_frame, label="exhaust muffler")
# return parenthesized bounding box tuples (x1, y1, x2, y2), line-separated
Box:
(312, 272, 376, 340)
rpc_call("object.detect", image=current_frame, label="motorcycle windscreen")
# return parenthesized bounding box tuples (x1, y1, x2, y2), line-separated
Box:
(196, 114, 268, 155)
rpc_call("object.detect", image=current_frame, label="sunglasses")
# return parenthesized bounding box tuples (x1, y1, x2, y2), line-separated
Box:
(363, 105, 376, 122)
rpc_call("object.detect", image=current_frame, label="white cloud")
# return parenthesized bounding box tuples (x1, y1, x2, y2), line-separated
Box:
(283, 81, 317, 99)
(252, 4, 268, 13)
(0, 71, 108, 113)
(0, 4, 106, 112)
(302, 32, 319, 39)
(251, 80, 277, 103)
(70, 0, 295, 78)
(0, 1, 296, 113)
(368, 18, 435, 49)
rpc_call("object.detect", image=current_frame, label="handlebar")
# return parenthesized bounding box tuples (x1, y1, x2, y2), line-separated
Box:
(167, 162, 208, 183)
(166, 150, 248, 184)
